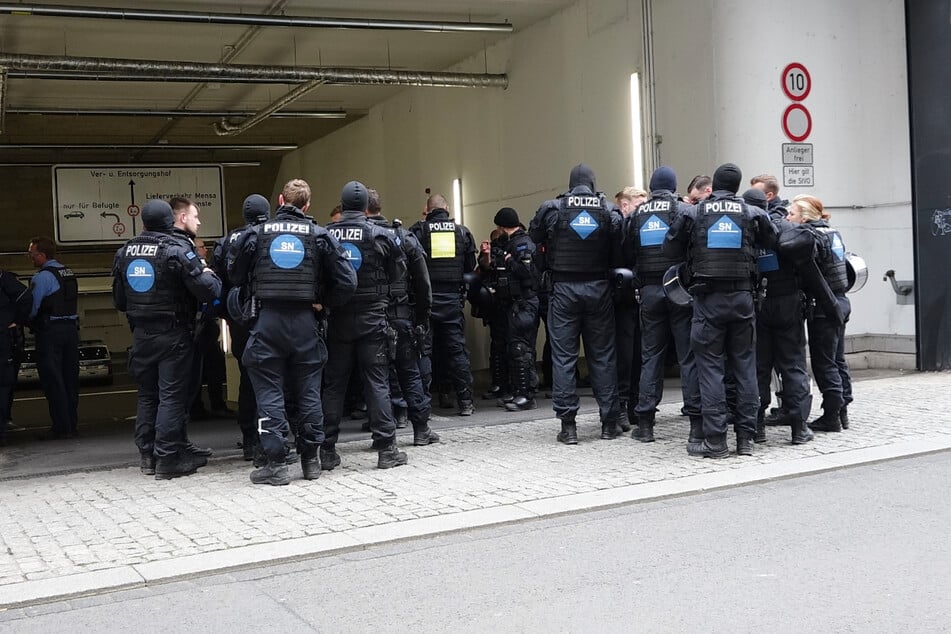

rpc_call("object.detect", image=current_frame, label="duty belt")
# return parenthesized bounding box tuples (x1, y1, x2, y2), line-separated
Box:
(690, 278, 752, 294)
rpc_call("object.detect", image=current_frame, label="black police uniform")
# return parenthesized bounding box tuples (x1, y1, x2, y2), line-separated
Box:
(805, 219, 852, 432)
(746, 190, 814, 445)
(367, 213, 439, 445)
(408, 208, 477, 413)
(113, 199, 222, 478)
(31, 257, 80, 438)
(321, 182, 408, 469)
(0, 270, 31, 445)
(626, 171, 701, 443)
(663, 164, 778, 457)
(479, 234, 512, 401)
(613, 228, 641, 433)
(484, 213, 540, 410)
(213, 194, 271, 459)
(228, 197, 357, 484)
(530, 164, 623, 443)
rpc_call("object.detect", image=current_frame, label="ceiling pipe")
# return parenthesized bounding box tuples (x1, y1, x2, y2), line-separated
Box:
(0, 3, 514, 33)
(1, 143, 298, 150)
(0, 53, 509, 88)
(215, 79, 326, 136)
(6, 107, 347, 118)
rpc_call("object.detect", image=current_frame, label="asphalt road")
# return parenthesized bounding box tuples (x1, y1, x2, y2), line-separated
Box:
(2, 451, 947, 632)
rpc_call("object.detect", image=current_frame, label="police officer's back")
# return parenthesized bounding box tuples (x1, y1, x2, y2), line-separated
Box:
(663, 163, 778, 458)
(530, 163, 624, 444)
(228, 178, 357, 485)
(0, 269, 31, 446)
(366, 190, 440, 446)
(214, 193, 271, 461)
(408, 196, 478, 415)
(322, 180, 410, 470)
(112, 199, 221, 479)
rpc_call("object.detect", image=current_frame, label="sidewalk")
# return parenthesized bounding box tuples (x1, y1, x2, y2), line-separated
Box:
(1, 370, 948, 609)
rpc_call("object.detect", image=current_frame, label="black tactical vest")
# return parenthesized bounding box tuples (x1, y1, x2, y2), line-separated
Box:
(632, 194, 681, 281)
(327, 219, 389, 304)
(548, 194, 612, 275)
(253, 217, 320, 302)
(419, 219, 466, 285)
(38, 264, 79, 320)
(809, 223, 849, 294)
(118, 232, 194, 324)
(690, 198, 755, 280)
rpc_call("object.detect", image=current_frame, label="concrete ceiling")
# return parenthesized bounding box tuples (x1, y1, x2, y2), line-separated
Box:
(0, 0, 572, 165)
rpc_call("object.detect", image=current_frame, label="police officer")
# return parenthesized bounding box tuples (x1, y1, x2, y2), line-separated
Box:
(112, 200, 222, 478)
(321, 181, 409, 470)
(27, 236, 80, 440)
(786, 194, 851, 433)
(409, 195, 478, 415)
(214, 193, 271, 460)
(664, 163, 778, 458)
(365, 188, 439, 445)
(484, 207, 540, 411)
(0, 268, 31, 446)
(743, 187, 814, 445)
(229, 179, 357, 485)
(625, 167, 701, 443)
(530, 164, 624, 444)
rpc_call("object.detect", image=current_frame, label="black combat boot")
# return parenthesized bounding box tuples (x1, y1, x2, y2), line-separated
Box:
(505, 396, 537, 411)
(413, 426, 441, 446)
(616, 400, 632, 433)
(482, 385, 502, 400)
(687, 436, 729, 459)
(458, 399, 475, 416)
(155, 451, 204, 480)
(633, 412, 655, 443)
(377, 443, 408, 469)
(791, 418, 814, 444)
(394, 406, 409, 429)
(140, 451, 156, 476)
(809, 411, 842, 432)
(320, 446, 341, 471)
(839, 405, 850, 430)
(557, 418, 578, 445)
(601, 419, 619, 440)
(185, 441, 213, 458)
(736, 431, 754, 456)
(250, 460, 290, 486)
(300, 450, 321, 481)
(764, 408, 790, 426)
(687, 415, 704, 444)
(754, 411, 767, 444)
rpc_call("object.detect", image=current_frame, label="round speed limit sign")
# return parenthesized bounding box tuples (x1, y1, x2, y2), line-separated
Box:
(782, 63, 811, 101)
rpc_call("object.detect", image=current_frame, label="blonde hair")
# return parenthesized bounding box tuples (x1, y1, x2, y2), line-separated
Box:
(791, 194, 830, 221)
(282, 179, 312, 209)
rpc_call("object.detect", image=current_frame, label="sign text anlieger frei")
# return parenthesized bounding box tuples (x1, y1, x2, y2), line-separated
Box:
(52, 164, 226, 245)
(780, 63, 814, 187)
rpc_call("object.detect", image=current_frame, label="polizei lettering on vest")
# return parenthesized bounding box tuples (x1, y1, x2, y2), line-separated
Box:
(567, 196, 601, 208)
(125, 244, 158, 257)
(703, 201, 742, 214)
(264, 222, 310, 234)
(428, 222, 456, 231)
(328, 227, 364, 241)
(638, 200, 672, 213)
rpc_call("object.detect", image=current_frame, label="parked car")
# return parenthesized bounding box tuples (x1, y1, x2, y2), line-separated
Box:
(16, 339, 114, 386)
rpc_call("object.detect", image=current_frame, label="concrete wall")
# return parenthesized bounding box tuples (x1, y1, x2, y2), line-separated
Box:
(277, 0, 916, 369)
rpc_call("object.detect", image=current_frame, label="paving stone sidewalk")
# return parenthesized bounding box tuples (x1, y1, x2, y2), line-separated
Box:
(0, 371, 947, 593)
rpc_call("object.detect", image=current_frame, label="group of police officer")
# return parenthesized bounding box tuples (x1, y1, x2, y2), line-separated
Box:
(523, 162, 854, 458)
(112, 163, 854, 483)
(113, 178, 478, 484)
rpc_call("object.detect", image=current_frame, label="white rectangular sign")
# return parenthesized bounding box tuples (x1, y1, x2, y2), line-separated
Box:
(52, 164, 226, 245)
(783, 165, 814, 187)
(782, 143, 814, 165)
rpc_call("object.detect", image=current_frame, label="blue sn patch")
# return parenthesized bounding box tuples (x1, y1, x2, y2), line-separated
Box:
(707, 215, 742, 249)
(757, 250, 779, 273)
(831, 234, 845, 261)
(640, 214, 669, 246)
(186, 251, 196, 260)
(126, 258, 155, 293)
(269, 234, 305, 269)
(342, 243, 363, 270)
(569, 211, 598, 239)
